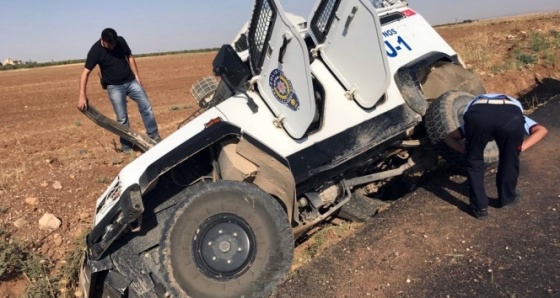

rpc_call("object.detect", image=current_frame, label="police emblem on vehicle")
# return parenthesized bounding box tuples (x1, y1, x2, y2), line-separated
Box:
(269, 69, 300, 111)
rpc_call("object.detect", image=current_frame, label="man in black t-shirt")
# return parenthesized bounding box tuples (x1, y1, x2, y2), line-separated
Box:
(77, 28, 161, 154)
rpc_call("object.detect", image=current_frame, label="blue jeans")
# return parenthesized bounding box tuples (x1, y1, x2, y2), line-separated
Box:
(107, 80, 159, 148)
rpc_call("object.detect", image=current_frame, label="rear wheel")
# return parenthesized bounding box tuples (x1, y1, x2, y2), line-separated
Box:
(425, 90, 499, 166)
(160, 181, 293, 298)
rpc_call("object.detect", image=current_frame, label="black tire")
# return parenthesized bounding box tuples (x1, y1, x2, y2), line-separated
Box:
(160, 181, 294, 298)
(337, 193, 389, 222)
(425, 90, 499, 166)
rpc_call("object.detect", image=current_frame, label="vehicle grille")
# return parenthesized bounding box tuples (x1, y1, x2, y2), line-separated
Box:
(96, 177, 122, 214)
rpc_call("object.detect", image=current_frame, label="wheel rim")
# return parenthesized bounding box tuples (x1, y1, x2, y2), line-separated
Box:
(192, 213, 256, 280)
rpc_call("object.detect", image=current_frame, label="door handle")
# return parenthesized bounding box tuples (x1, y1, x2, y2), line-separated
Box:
(278, 32, 293, 64)
(344, 6, 359, 31)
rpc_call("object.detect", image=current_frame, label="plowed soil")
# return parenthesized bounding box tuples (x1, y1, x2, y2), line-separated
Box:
(1, 13, 559, 297)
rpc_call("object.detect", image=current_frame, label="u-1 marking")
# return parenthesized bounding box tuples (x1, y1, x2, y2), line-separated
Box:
(385, 36, 412, 58)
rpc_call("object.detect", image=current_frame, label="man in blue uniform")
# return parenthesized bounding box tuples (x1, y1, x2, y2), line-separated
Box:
(77, 28, 161, 154)
(445, 94, 548, 219)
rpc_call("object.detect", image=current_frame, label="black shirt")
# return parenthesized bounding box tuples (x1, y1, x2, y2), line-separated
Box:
(85, 36, 135, 85)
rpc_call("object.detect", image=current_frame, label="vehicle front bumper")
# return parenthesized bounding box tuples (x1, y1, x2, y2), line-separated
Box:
(79, 253, 133, 298)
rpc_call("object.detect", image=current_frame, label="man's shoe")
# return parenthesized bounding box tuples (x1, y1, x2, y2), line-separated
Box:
(121, 146, 132, 155)
(150, 135, 162, 143)
(470, 207, 488, 220)
(501, 189, 522, 209)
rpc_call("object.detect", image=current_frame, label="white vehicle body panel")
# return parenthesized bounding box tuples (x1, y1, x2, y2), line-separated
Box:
(254, 1, 316, 139)
(93, 108, 227, 225)
(309, 0, 391, 108)
(378, 7, 456, 70)
(216, 60, 409, 158)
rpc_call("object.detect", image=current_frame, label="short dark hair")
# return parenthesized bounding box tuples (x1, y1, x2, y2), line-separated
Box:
(101, 28, 118, 44)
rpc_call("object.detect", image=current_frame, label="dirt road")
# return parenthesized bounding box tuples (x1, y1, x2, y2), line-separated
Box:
(273, 96, 560, 297)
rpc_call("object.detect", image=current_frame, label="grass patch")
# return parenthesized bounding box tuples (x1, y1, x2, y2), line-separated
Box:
(0, 230, 29, 279)
(0, 229, 56, 297)
(543, 51, 557, 67)
(489, 59, 517, 75)
(530, 32, 548, 52)
(57, 233, 87, 298)
(96, 177, 110, 184)
(0, 229, 87, 297)
(516, 52, 537, 66)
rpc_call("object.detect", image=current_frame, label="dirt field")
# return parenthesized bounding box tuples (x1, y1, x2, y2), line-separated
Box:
(0, 53, 217, 296)
(0, 12, 559, 297)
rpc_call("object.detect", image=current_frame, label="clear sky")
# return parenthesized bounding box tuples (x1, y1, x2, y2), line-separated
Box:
(1, 0, 559, 63)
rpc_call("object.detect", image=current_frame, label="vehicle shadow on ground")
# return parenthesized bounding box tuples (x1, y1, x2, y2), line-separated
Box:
(518, 77, 560, 108)
(422, 166, 505, 217)
(420, 166, 471, 215)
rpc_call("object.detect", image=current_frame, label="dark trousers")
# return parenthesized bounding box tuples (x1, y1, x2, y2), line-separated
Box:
(463, 104, 525, 210)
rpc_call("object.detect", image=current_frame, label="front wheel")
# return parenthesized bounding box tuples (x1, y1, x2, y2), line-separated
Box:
(160, 181, 294, 298)
(425, 90, 499, 166)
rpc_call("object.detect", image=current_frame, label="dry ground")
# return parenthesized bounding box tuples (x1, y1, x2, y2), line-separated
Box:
(0, 12, 559, 297)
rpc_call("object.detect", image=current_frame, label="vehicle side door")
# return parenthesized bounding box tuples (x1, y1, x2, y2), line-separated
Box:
(308, 0, 390, 108)
(247, 0, 316, 139)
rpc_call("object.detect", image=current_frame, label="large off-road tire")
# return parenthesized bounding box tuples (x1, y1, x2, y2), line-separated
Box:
(425, 90, 499, 166)
(337, 193, 389, 222)
(160, 181, 294, 298)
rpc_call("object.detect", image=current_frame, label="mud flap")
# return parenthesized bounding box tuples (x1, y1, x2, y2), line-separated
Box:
(80, 104, 157, 152)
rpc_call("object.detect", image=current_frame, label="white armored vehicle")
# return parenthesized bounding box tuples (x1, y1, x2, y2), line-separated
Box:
(79, 0, 494, 297)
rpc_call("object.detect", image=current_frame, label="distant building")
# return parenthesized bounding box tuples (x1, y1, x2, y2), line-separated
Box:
(2, 58, 23, 65)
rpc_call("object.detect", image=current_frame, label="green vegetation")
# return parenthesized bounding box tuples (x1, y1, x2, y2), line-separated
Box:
(0, 47, 219, 71)
(96, 177, 110, 184)
(447, 18, 560, 75)
(551, 30, 560, 46)
(516, 52, 537, 66)
(530, 32, 548, 52)
(0, 229, 30, 278)
(0, 229, 86, 297)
